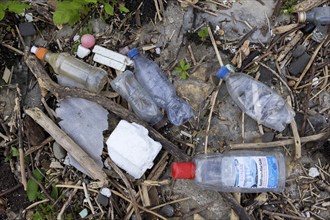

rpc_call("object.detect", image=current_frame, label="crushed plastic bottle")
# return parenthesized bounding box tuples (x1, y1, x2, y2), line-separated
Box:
(30, 46, 108, 93)
(128, 48, 193, 126)
(297, 6, 330, 43)
(111, 70, 163, 125)
(172, 150, 286, 193)
(217, 65, 295, 132)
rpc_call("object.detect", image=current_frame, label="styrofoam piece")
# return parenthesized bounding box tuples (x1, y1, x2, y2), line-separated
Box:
(92, 45, 133, 71)
(106, 120, 162, 179)
(100, 188, 111, 197)
(77, 45, 91, 58)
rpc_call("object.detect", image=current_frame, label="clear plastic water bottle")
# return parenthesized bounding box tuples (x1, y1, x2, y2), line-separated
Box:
(111, 70, 163, 125)
(217, 65, 295, 132)
(31, 46, 108, 93)
(172, 150, 286, 193)
(127, 48, 193, 126)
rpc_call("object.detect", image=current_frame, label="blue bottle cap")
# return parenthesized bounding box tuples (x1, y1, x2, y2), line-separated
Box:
(216, 66, 229, 79)
(128, 48, 139, 58)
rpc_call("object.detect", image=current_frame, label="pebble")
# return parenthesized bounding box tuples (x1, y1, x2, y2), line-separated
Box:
(308, 167, 320, 178)
(100, 188, 112, 197)
(53, 142, 66, 160)
(97, 193, 109, 206)
(159, 205, 175, 217)
(288, 80, 296, 87)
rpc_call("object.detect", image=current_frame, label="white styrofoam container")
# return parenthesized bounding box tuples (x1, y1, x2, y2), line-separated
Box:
(92, 45, 133, 71)
(106, 120, 162, 179)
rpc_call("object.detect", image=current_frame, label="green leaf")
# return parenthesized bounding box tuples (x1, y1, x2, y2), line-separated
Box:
(85, 0, 97, 3)
(0, 10, 5, 21)
(175, 67, 183, 73)
(51, 185, 58, 200)
(184, 63, 191, 70)
(32, 211, 44, 220)
(33, 169, 44, 182)
(7, 1, 30, 14)
(53, 9, 70, 25)
(11, 146, 18, 157)
(181, 72, 187, 80)
(179, 59, 185, 69)
(119, 3, 129, 13)
(104, 3, 114, 15)
(27, 179, 39, 202)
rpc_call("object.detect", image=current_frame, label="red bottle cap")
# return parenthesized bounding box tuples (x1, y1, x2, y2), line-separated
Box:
(172, 162, 196, 179)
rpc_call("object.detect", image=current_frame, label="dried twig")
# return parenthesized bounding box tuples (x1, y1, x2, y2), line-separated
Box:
(294, 38, 327, 89)
(230, 132, 329, 149)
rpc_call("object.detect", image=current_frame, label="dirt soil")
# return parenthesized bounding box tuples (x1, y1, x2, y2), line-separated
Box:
(0, 0, 330, 220)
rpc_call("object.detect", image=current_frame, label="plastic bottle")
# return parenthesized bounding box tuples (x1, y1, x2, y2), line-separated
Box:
(297, 6, 330, 43)
(217, 65, 295, 132)
(110, 70, 163, 125)
(172, 150, 286, 193)
(297, 6, 330, 26)
(30, 46, 108, 93)
(127, 48, 193, 126)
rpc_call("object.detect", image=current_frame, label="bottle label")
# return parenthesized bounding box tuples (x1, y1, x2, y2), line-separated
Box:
(229, 156, 278, 188)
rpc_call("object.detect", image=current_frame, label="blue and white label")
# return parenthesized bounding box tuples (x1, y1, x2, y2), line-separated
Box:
(232, 156, 278, 188)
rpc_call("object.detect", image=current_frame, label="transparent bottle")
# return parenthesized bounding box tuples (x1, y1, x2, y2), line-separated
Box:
(172, 150, 286, 193)
(31, 46, 108, 93)
(217, 65, 295, 132)
(127, 48, 193, 126)
(110, 70, 163, 125)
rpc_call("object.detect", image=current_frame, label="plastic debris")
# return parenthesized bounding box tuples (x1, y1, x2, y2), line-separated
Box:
(76, 45, 91, 58)
(100, 188, 112, 197)
(79, 208, 88, 218)
(308, 167, 320, 178)
(56, 98, 108, 176)
(92, 45, 133, 71)
(106, 120, 162, 179)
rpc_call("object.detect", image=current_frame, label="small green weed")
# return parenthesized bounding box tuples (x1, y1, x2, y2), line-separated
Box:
(0, 1, 31, 21)
(53, 0, 129, 25)
(280, 0, 298, 15)
(4, 145, 19, 162)
(197, 27, 209, 41)
(175, 59, 191, 80)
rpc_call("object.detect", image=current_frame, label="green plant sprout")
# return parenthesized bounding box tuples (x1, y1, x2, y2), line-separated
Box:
(280, 0, 298, 15)
(53, 0, 129, 25)
(175, 59, 191, 80)
(0, 1, 31, 21)
(198, 26, 209, 41)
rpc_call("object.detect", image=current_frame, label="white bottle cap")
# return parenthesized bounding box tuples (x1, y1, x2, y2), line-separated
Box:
(30, 46, 38, 54)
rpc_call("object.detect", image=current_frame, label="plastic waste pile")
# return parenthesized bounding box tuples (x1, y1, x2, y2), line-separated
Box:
(216, 65, 295, 132)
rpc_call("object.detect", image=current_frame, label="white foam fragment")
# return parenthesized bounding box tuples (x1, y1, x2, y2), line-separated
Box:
(308, 167, 320, 178)
(77, 45, 91, 58)
(100, 188, 112, 197)
(106, 120, 162, 179)
(56, 98, 108, 176)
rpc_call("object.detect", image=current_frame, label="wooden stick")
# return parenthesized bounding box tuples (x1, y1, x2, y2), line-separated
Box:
(188, 45, 197, 66)
(83, 182, 95, 214)
(153, 0, 162, 21)
(292, 0, 329, 12)
(287, 96, 301, 160)
(25, 108, 108, 187)
(204, 26, 224, 153)
(294, 38, 327, 89)
(263, 210, 310, 220)
(25, 56, 189, 161)
(230, 132, 329, 149)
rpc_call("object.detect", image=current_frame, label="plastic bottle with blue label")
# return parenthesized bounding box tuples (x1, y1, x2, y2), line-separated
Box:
(111, 70, 163, 125)
(172, 150, 286, 193)
(217, 65, 295, 132)
(127, 48, 193, 126)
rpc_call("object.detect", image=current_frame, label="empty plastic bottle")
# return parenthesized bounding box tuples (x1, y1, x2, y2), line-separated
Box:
(217, 65, 295, 132)
(172, 150, 286, 193)
(127, 48, 193, 126)
(31, 46, 108, 93)
(111, 70, 163, 125)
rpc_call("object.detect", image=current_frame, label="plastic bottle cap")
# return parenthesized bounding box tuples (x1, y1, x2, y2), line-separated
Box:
(127, 48, 139, 59)
(172, 162, 196, 179)
(216, 66, 229, 79)
(31, 46, 48, 61)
